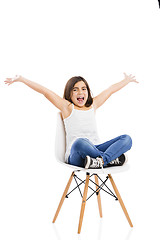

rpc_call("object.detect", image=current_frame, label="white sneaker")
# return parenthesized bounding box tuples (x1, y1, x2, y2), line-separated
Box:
(84, 156, 104, 169)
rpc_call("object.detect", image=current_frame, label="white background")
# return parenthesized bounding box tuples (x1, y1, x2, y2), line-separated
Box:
(0, 0, 160, 239)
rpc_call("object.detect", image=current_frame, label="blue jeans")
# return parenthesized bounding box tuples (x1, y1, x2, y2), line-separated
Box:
(68, 134, 132, 167)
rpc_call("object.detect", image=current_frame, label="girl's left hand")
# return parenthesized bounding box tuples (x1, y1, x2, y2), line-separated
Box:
(123, 72, 139, 83)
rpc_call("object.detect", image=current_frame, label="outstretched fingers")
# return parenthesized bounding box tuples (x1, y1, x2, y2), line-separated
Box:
(4, 75, 20, 86)
(123, 72, 139, 83)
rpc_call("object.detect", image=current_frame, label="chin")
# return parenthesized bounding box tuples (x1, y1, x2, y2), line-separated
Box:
(75, 101, 86, 107)
(76, 103, 85, 107)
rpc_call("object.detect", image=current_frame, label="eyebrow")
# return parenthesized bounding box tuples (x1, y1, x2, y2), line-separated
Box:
(73, 86, 87, 89)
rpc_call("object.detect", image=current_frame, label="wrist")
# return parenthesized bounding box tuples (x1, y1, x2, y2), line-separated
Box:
(12, 75, 23, 83)
(18, 76, 26, 83)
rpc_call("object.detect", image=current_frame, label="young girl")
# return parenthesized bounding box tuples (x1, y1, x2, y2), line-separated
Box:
(5, 73, 138, 169)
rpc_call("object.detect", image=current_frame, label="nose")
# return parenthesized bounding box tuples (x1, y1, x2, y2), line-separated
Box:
(78, 89, 83, 94)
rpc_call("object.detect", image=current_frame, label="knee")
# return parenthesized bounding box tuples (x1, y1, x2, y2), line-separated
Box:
(122, 134, 132, 149)
(71, 138, 88, 152)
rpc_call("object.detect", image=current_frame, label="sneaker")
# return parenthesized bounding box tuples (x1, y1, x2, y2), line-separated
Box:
(84, 155, 104, 169)
(105, 153, 128, 168)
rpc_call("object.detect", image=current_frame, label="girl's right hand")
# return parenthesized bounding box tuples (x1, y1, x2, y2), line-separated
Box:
(4, 75, 21, 86)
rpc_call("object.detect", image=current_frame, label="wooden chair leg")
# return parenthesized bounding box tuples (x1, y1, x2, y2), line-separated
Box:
(52, 171, 75, 223)
(78, 173, 90, 234)
(108, 174, 133, 227)
(94, 175, 103, 218)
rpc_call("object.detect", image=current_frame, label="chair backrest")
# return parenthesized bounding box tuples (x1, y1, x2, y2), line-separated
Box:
(55, 112, 66, 163)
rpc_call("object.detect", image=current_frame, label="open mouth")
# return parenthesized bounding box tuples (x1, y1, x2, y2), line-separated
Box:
(77, 97, 84, 103)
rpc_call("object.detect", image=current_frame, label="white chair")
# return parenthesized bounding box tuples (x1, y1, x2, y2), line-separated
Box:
(52, 112, 133, 234)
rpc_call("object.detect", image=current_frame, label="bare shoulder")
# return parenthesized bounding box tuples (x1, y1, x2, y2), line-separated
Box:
(61, 100, 73, 120)
(92, 98, 98, 110)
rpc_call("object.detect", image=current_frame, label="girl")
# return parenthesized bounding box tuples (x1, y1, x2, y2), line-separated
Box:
(4, 73, 138, 169)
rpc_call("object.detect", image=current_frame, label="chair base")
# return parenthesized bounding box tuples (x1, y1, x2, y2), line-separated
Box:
(53, 171, 133, 234)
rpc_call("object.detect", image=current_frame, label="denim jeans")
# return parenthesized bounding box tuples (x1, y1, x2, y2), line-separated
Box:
(68, 134, 132, 167)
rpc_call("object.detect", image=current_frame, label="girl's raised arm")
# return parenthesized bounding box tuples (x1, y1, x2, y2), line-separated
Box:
(93, 73, 138, 110)
(4, 75, 68, 111)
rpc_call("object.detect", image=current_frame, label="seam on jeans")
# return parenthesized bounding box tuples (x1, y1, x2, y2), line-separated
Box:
(80, 138, 101, 152)
(109, 139, 132, 160)
(74, 138, 103, 160)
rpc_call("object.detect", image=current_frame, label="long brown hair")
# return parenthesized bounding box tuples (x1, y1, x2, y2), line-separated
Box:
(63, 76, 93, 107)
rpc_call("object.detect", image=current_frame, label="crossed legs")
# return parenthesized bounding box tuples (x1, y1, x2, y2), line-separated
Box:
(68, 135, 132, 167)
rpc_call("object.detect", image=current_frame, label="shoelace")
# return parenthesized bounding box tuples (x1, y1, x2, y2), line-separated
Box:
(101, 163, 104, 174)
(94, 160, 101, 168)
(97, 157, 105, 174)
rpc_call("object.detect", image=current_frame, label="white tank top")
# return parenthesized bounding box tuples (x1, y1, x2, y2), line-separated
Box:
(63, 104, 100, 162)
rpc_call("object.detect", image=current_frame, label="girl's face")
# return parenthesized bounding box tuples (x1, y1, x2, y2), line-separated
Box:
(70, 81, 88, 107)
